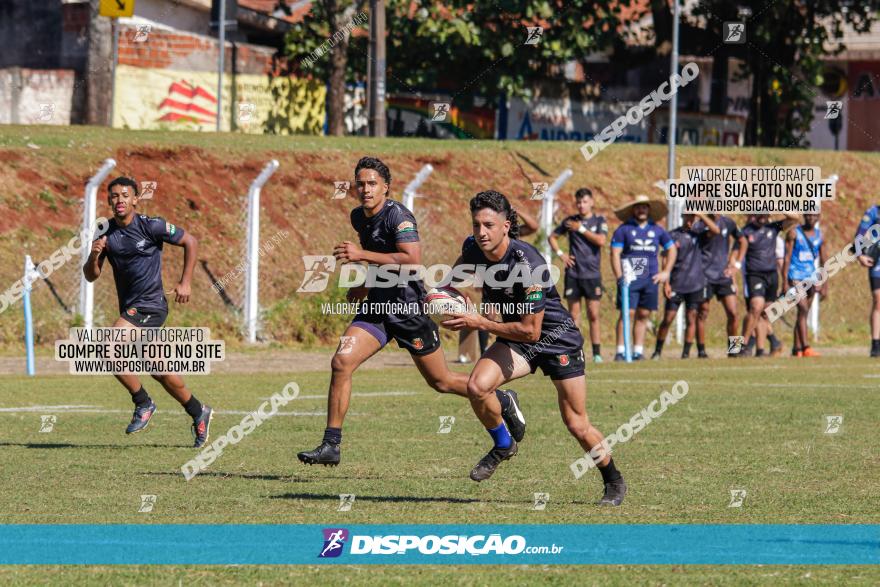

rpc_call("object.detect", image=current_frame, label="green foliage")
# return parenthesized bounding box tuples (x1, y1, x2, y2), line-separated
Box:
(693, 0, 880, 147)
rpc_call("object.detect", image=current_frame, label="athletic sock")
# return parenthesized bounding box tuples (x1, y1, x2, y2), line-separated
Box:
(183, 395, 203, 419)
(597, 457, 623, 484)
(755, 348, 765, 357)
(768, 334, 781, 349)
(495, 389, 511, 410)
(131, 387, 152, 407)
(616, 345, 625, 354)
(654, 339, 665, 354)
(746, 335, 756, 348)
(634, 345, 644, 355)
(592, 344, 601, 357)
(697, 343, 706, 354)
(488, 422, 512, 449)
(323, 427, 342, 446)
(682, 342, 692, 357)
(872, 339, 880, 352)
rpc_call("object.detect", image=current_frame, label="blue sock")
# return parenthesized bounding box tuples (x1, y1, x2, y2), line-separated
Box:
(488, 422, 512, 449)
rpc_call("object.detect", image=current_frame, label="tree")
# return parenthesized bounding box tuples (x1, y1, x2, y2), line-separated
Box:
(282, 0, 639, 133)
(284, 0, 368, 136)
(691, 0, 880, 147)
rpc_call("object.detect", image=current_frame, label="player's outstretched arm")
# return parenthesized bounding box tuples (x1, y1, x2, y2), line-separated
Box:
(83, 236, 107, 282)
(171, 232, 198, 304)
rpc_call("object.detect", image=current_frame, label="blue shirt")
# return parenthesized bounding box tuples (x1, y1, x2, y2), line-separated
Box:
(99, 215, 184, 313)
(855, 205, 880, 277)
(788, 226, 822, 281)
(610, 219, 673, 283)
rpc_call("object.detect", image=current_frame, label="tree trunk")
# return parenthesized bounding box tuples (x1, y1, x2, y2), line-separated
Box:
(86, 0, 113, 126)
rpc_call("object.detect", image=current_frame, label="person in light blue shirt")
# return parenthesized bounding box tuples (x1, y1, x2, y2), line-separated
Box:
(782, 213, 826, 357)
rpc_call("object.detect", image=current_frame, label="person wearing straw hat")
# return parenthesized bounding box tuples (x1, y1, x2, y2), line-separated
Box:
(610, 195, 677, 361)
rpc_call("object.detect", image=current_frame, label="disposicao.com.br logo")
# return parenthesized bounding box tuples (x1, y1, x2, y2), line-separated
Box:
(318, 529, 563, 557)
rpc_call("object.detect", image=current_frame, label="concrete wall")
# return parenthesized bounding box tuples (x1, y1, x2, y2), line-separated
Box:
(0, 68, 74, 125)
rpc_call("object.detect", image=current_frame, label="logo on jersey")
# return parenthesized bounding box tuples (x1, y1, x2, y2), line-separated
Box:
(525, 284, 543, 302)
(397, 221, 416, 234)
(558, 354, 569, 366)
(136, 238, 147, 251)
(319, 528, 349, 558)
(412, 338, 424, 350)
(297, 256, 337, 293)
(166, 222, 176, 236)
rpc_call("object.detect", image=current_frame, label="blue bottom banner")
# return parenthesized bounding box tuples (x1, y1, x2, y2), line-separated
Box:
(0, 524, 877, 565)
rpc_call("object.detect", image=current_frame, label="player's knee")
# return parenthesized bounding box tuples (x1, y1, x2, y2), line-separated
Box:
(150, 373, 165, 383)
(330, 354, 353, 374)
(466, 377, 492, 400)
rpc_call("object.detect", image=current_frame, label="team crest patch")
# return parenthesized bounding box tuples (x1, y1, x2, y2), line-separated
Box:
(748, 235, 755, 243)
(525, 284, 543, 302)
(397, 221, 415, 233)
(126, 308, 137, 316)
(412, 338, 424, 350)
(558, 354, 570, 366)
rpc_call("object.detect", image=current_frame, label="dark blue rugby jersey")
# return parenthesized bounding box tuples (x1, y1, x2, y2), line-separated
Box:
(98, 214, 184, 313)
(610, 219, 673, 284)
(693, 215, 740, 283)
(459, 236, 583, 354)
(668, 226, 706, 294)
(552, 214, 608, 279)
(741, 220, 785, 273)
(351, 199, 425, 304)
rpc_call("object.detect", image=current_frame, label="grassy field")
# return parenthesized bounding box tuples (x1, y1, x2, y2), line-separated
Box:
(1, 352, 878, 583)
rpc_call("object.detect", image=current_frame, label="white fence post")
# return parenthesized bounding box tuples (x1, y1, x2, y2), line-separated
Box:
(243, 160, 280, 343)
(79, 158, 116, 330)
(402, 164, 433, 212)
(539, 169, 573, 264)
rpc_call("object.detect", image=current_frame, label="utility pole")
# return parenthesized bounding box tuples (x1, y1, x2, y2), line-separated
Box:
(368, 0, 386, 136)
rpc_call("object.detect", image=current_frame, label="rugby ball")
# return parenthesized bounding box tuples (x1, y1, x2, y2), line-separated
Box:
(424, 286, 469, 324)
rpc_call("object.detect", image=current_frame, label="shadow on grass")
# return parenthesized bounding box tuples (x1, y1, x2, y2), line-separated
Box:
(0, 442, 185, 449)
(146, 471, 310, 482)
(271, 492, 482, 504)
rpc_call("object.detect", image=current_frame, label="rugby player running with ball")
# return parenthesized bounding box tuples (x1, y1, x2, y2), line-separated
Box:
(441, 190, 626, 506)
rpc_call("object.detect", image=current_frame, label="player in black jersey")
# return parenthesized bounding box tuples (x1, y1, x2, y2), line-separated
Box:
(548, 188, 608, 363)
(297, 158, 525, 467)
(82, 177, 213, 448)
(441, 191, 626, 506)
(734, 213, 799, 357)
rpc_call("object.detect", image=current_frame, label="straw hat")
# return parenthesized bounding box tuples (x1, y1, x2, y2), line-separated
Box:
(614, 194, 668, 222)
